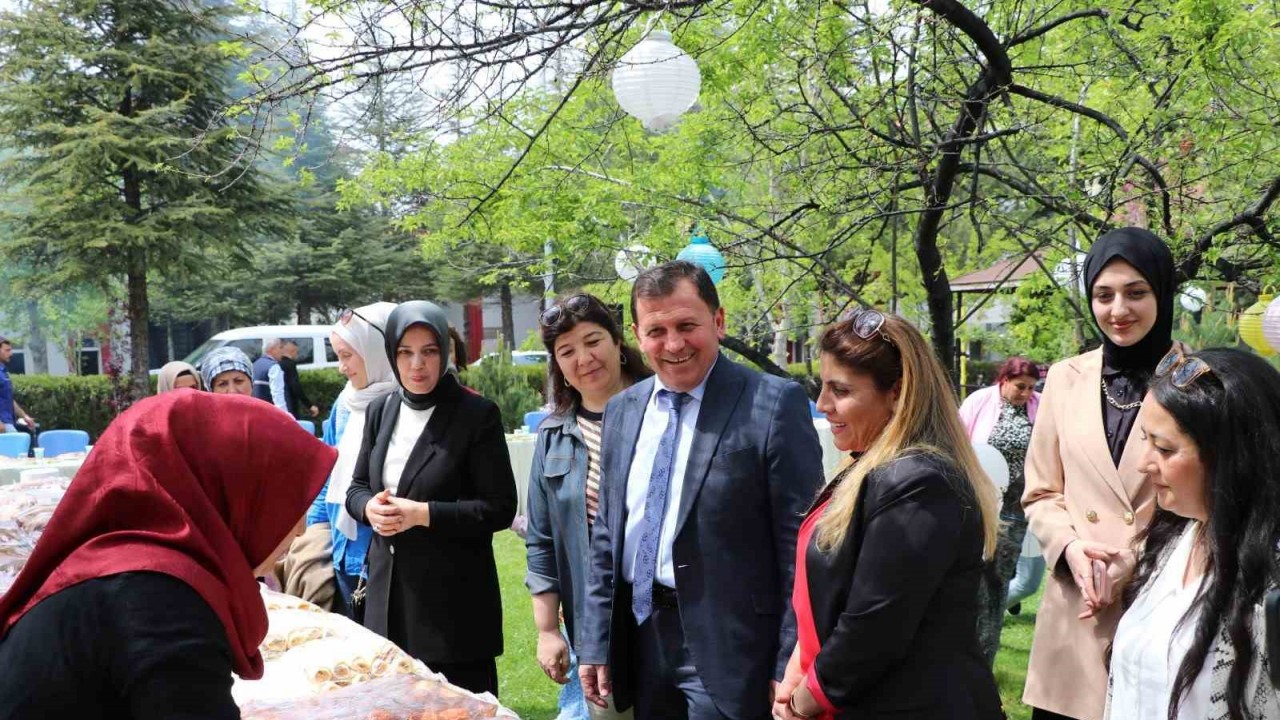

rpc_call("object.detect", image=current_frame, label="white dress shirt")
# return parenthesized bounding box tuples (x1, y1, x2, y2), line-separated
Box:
(1110, 521, 1212, 720)
(382, 404, 434, 497)
(622, 358, 716, 589)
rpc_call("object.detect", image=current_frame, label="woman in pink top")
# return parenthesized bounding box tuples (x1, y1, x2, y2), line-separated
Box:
(959, 357, 1043, 662)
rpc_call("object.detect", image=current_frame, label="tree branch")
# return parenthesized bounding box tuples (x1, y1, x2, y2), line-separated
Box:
(1178, 175, 1280, 281)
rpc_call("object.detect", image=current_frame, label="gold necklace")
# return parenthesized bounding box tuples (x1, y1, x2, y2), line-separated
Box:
(1102, 378, 1142, 411)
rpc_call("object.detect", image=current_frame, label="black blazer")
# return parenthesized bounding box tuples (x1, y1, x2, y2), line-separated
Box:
(346, 376, 516, 664)
(803, 452, 1001, 720)
(579, 357, 825, 719)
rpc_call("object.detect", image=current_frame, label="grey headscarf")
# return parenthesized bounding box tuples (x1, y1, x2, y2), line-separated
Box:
(200, 347, 254, 390)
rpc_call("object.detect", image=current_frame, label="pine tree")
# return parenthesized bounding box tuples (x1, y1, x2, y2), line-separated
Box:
(0, 0, 286, 399)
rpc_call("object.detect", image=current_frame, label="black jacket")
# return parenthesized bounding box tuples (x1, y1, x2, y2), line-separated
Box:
(0, 572, 238, 720)
(802, 452, 1002, 719)
(346, 378, 517, 663)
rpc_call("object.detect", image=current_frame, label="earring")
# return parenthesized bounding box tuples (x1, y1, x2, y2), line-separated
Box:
(564, 376, 571, 387)
(620, 353, 628, 366)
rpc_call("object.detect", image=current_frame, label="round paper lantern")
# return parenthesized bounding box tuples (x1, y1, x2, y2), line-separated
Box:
(1263, 295, 1280, 354)
(972, 442, 1010, 494)
(1179, 285, 1207, 313)
(1051, 253, 1087, 294)
(611, 31, 701, 132)
(614, 244, 657, 282)
(676, 231, 725, 284)
(1239, 293, 1275, 357)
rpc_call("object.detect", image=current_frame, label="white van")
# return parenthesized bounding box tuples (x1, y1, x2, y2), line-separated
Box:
(180, 325, 340, 371)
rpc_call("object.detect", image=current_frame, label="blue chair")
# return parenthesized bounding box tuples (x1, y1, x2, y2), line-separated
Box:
(37, 430, 90, 458)
(297, 420, 316, 435)
(0, 433, 31, 458)
(809, 400, 825, 419)
(523, 410, 550, 433)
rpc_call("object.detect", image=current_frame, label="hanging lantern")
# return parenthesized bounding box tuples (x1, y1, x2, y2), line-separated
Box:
(1179, 285, 1207, 313)
(676, 229, 725, 284)
(1263, 295, 1280, 354)
(614, 244, 657, 282)
(611, 31, 701, 132)
(1239, 293, 1275, 357)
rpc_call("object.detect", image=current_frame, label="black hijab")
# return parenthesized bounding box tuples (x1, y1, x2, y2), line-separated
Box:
(385, 301, 458, 411)
(1082, 227, 1176, 374)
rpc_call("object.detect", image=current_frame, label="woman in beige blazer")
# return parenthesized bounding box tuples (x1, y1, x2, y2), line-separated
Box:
(1021, 227, 1178, 720)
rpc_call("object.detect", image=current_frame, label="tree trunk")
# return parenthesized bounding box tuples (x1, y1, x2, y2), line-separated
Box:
(24, 301, 48, 373)
(499, 282, 515, 350)
(906, 0, 1012, 378)
(297, 301, 311, 325)
(126, 247, 150, 400)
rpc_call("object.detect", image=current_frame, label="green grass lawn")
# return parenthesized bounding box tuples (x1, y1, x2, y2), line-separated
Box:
(493, 530, 1043, 719)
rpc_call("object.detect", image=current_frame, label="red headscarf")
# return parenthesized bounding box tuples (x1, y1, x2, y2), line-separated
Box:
(0, 390, 337, 679)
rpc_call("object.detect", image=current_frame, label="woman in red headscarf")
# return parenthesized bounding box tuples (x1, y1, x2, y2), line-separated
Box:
(0, 391, 337, 719)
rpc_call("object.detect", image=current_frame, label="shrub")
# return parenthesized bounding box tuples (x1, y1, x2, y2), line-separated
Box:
(10, 375, 118, 439)
(461, 351, 546, 432)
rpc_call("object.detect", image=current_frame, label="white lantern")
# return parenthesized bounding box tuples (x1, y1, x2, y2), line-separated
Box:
(611, 31, 701, 132)
(614, 244, 657, 282)
(1179, 285, 1207, 313)
(1263, 295, 1280, 354)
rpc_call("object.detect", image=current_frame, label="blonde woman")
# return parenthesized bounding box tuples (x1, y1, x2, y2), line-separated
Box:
(774, 309, 1003, 720)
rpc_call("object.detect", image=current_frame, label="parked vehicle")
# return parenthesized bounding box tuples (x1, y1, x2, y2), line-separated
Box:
(468, 350, 549, 368)
(180, 326, 340, 371)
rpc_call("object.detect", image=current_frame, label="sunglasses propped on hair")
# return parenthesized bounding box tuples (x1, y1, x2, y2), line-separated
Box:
(839, 307, 895, 348)
(1155, 346, 1214, 389)
(339, 307, 385, 336)
(540, 294, 592, 327)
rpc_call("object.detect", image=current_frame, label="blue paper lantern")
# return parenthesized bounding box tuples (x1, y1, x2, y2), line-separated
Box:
(676, 230, 725, 284)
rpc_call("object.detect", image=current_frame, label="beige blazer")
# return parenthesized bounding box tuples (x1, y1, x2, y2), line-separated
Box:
(1021, 348, 1158, 720)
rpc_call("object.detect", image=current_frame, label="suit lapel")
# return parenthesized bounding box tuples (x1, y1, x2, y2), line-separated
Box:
(612, 379, 652, 526)
(1070, 350, 1135, 510)
(673, 359, 744, 538)
(394, 399, 454, 499)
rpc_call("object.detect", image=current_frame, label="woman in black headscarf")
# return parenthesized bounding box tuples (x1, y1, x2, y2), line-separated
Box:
(1020, 227, 1182, 720)
(346, 301, 517, 696)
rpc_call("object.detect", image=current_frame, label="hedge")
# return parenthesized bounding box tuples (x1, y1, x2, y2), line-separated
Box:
(8, 365, 551, 440)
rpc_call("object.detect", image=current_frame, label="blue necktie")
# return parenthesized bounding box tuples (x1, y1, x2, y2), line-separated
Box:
(632, 389, 689, 625)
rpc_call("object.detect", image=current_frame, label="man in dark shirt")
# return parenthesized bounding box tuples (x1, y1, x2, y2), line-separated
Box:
(0, 338, 36, 434)
(280, 341, 319, 420)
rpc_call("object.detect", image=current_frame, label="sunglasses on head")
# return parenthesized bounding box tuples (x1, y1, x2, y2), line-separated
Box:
(540, 294, 592, 327)
(339, 307, 385, 336)
(1155, 346, 1213, 389)
(839, 307, 894, 347)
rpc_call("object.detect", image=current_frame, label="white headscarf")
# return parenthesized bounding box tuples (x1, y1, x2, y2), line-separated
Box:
(326, 302, 398, 539)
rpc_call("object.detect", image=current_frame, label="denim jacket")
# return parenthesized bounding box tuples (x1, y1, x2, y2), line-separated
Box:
(306, 400, 372, 578)
(525, 411, 592, 649)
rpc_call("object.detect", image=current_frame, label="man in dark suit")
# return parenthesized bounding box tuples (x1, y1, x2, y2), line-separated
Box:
(578, 261, 825, 720)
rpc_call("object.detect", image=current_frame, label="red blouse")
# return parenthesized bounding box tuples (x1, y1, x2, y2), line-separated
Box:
(792, 498, 838, 718)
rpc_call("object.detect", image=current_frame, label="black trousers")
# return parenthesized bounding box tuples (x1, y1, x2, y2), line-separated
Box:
(430, 659, 499, 698)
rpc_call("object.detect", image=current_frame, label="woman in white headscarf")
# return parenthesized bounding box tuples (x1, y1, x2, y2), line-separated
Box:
(156, 361, 204, 393)
(304, 303, 399, 617)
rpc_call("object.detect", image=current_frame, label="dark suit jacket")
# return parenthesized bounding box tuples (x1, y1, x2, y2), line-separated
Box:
(346, 377, 516, 663)
(802, 452, 1001, 720)
(579, 356, 824, 719)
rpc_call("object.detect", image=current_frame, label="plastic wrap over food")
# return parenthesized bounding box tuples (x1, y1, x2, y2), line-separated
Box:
(0, 475, 71, 595)
(237, 589, 514, 718)
(240, 674, 506, 720)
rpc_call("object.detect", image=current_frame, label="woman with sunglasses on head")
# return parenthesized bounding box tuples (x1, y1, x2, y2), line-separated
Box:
(773, 309, 1002, 720)
(1022, 227, 1184, 720)
(346, 301, 516, 696)
(525, 293, 651, 720)
(959, 356, 1044, 664)
(302, 303, 398, 617)
(1106, 348, 1280, 720)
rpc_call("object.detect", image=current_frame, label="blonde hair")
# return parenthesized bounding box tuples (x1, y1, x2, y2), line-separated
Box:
(814, 312, 1000, 558)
